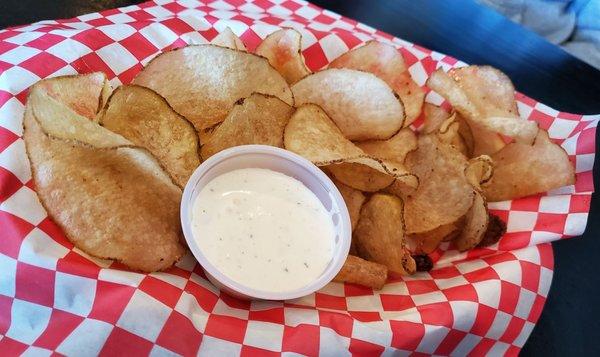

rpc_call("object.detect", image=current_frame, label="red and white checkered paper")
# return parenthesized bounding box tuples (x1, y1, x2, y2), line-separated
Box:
(0, 0, 597, 355)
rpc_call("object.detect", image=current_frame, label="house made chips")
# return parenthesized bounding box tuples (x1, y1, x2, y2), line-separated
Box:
(24, 35, 576, 287)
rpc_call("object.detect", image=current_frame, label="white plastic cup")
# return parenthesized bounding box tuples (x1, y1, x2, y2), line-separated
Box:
(181, 145, 351, 300)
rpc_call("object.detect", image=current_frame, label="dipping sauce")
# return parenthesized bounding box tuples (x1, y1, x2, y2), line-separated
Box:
(192, 168, 335, 292)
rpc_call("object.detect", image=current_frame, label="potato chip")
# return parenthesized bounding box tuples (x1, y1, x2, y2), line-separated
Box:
(100, 76, 112, 112)
(356, 128, 417, 164)
(24, 103, 185, 272)
(427, 66, 538, 150)
(291, 69, 405, 140)
(456, 112, 475, 156)
(483, 129, 575, 201)
(37, 72, 109, 120)
(211, 27, 247, 51)
(469, 121, 505, 157)
(327, 163, 394, 192)
(394, 72, 425, 127)
(332, 179, 366, 231)
(332, 178, 366, 255)
(422, 103, 451, 134)
(28, 85, 130, 148)
(198, 124, 220, 144)
(99, 85, 201, 188)
(427, 66, 507, 119)
(443, 229, 462, 242)
(404, 135, 475, 234)
(465, 155, 493, 190)
(455, 191, 489, 251)
(201, 93, 294, 159)
(329, 41, 425, 126)
(407, 221, 459, 254)
(328, 159, 417, 193)
(284, 104, 363, 162)
(255, 28, 311, 84)
(349, 244, 357, 256)
(383, 177, 421, 198)
(134, 45, 293, 131)
(285, 104, 417, 192)
(423, 105, 474, 157)
(437, 115, 469, 156)
(354, 194, 416, 275)
(443, 217, 465, 242)
(334, 255, 388, 289)
(340, 129, 417, 192)
(482, 116, 538, 143)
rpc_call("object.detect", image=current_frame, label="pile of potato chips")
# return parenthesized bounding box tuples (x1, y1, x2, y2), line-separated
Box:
(24, 28, 574, 289)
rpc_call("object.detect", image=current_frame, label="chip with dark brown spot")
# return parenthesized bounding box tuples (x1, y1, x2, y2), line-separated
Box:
(477, 214, 507, 247)
(413, 254, 433, 272)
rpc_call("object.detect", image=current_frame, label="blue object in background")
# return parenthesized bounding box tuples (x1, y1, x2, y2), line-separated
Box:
(479, 0, 600, 68)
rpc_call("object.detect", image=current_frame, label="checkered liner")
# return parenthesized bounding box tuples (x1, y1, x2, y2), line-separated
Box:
(0, 0, 597, 355)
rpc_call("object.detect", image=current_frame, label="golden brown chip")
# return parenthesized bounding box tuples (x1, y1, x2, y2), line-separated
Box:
(354, 194, 416, 275)
(332, 178, 366, 255)
(383, 178, 420, 198)
(285, 104, 418, 192)
(333, 255, 388, 290)
(427, 66, 538, 152)
(344, 159, 417, 190)
(133, 45, 293, 131)
(456, 112, 475, 156)
(465, 155, 494, 190)
(329, 41, 425, 126)
(332, 179, 366, 231)
(395, 72, 425, 127)
(99, 76, 112, 112)
(211, 27, 246, 51)
(437, 115, 469, 156)
(423, 105, 474, 157)
(327, 160, 418, 193)
(284, 103, 363, 162)
(454, 191, 489, 251)
(255, 28, 311, 84)
(404, 135, 475, 234)
(29, 85, 130, 148)
(98, 85, 201, 188)
(483, 116, 538, 144)
(469, 121, 505, 157)
(198, 124, 220, 144)
(348, 245, 357, 256)
(443, 229, 462, 242)
(291, 69, 405, 140)
(327, 163, 394, 192)
(428, 66, 518, 118)
(407, 221, 459, 255)
(24, 103, 185, 272)
(483, 129, 575, 201)
(356, 128, 417, 164)
(201, 93, 294, 159)
(37, 72, 109, 120)
(422, 103, 451, 134)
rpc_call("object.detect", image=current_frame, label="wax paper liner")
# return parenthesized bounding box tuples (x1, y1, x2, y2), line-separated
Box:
(0, 0, 597, 355)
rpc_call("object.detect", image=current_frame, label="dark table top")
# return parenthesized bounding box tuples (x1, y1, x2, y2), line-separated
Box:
(2, 0, 599, 354)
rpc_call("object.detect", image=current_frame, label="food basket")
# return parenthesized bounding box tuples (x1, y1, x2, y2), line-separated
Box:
(0, 0, 597, 355)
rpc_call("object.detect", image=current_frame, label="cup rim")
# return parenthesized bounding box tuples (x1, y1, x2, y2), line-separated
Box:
(181, 145, 351, 300)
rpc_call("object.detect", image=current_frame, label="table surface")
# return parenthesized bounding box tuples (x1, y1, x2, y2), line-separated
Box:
(2, 0, 599, 354)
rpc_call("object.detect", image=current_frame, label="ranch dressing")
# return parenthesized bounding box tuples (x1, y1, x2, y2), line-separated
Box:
(192, 168, 335, 292)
